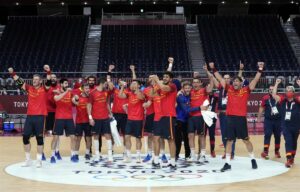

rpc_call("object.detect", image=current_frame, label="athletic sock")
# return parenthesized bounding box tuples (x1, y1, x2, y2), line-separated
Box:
(94, 140, 100, 156)
(249, 152, 255, 159)
(154, 156, 159, 164)
(36, 153, 42, 161)
(25, 152, 30, 160)
(226, 153, 231, 164)
(170, 158, 176, 166)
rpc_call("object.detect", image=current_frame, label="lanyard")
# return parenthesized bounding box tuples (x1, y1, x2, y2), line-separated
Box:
(268, 98, 277, 107)
(285, 101, 295, 111)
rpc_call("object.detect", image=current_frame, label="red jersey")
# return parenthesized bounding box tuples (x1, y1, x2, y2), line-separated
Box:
(46, 85, 60, 113)
(143, 86, 155, 115)
(55, 90, 73, 119)
(89, 89, 111, 120)
(190, 88, 208, 116)
(125, 90, 145, 121)
(76, 95, 89, 124)
(112, 88, 128, 114)
(159, 83, 177, 117)
(25, 84, 48, 116)
(152, 95, 162, 121)
(226, 85, 250, 116)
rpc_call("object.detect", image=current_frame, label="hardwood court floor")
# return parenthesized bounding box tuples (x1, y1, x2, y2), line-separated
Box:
(0, 136, 300, 192)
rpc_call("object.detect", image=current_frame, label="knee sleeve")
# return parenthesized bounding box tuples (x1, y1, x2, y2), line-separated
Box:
(36, 136, 44, 145)
(23, 135, 30, 145)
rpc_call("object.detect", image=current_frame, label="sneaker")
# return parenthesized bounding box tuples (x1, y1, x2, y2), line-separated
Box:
(22, 159, 32, 167)
(231, 154, 235, 160)
(123, 156, 132, 163)
(75, 154, 79, 162)
(42, 153, 46, 161)
(211, 151, 216, 158)
(84, 154, 90, 160)
(50, 156, 56, 164)
(168, 164, 177, 170)
(186, 156, 197, 162)
(55, 151, 62, 160)
(285, 159, 294, 168)
(93, 155, 101, 163)
(152, 161, 160, 169)
(199, 155, 209, 163)
(36, 160, 42, 168)
(70, 155, 76, 163)
(142, 154, 152, 163)
(136, 156, 142, 163)
(251, 159, 258, 169)
(161, 154, 168, 163)
(261, 152, 269, 160)
(275, 151, 281, 158)
(220, 163, 231, 172)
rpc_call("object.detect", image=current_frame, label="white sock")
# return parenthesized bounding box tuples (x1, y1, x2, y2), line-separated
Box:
(137, 150, 141, 157)
(94, 140, 100, 156)
(170, 158, 176, 166)
(74, 151, 79, 155)
(36, 153, 42, 161)
(56, 138, 60, 152)
(51, 150, 55, 157)
(200, 149, 206, 156)
(85, 149, 90, 155)
(161, 149, 165, 155)
(148, 150, 153, 156)
(106, 140, 112, 150)
(126, 149, 131, 158)
(154, 156, 159, 164)
(226, 153, 231, 164)
(191, 148, 195, 158)
(249, 152, 255, 159)
(25, 152, 30, 160)
(71, 151, 75, 156)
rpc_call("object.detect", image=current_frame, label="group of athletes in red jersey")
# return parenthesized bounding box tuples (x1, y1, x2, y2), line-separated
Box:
(7, 58, 300, 170)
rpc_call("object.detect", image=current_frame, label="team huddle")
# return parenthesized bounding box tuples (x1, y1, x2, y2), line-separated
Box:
(7, 58, 300, 171)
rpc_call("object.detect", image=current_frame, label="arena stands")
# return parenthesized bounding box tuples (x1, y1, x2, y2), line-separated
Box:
(0, 16, 89, 78)
(98, 24, 191, 77)
(197, 15, 299, 76)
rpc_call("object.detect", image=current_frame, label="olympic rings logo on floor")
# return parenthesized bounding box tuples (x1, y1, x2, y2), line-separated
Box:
(93, 174, 203, 181)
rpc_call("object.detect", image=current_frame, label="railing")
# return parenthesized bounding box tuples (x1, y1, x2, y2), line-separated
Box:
(102, 12, 185, 21)
(0, 70, 299, 89)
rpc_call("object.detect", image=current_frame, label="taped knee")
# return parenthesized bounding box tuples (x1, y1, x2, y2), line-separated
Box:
(36, 136, 44, 145)
(23, 135, 30, 145)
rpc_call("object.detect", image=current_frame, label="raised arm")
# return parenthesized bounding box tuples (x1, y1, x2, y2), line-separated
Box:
(203, 64, 214, 93)
(209, 62, 226, 88)
(167, 57, 174, 72)
(107, 64, 115, 82)
(43, 65, 52, 90)
(238, 61, 244, 79)
(8, 67, 26, 90)
(295, 79, 300, 102)
(130, 65, 137, 80)
(249, 62, 264, 91)
(272, 78, 282, 103)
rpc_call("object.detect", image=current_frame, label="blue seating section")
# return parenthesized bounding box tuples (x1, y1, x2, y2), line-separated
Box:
(0, 16, 89, 78)
(98, 25, 191, 77)
(197, 15, 299, 76)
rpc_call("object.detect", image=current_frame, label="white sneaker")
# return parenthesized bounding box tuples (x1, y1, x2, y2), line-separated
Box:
(123, 156, 132, 163)
(36, 160, 42, 168)
(186, 155, 197, 162)
(198, 155, 209, 163)
(22, 159, 32, 167)
(136, 156, 142, 163)
(93, 155, 101, 163)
